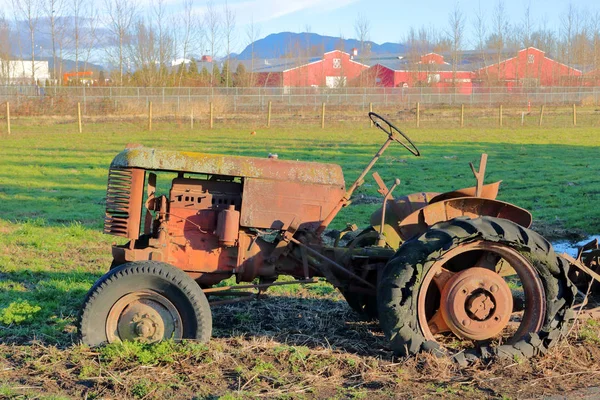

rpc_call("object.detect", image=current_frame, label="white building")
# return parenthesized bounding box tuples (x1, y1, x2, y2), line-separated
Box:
(0, 59, 50, 84)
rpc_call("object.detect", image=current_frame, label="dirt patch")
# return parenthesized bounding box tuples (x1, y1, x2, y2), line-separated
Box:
(0, 296, 599, 399)
(531, 220, 589, 242)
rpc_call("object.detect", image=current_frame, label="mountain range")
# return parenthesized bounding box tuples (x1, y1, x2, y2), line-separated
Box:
(235, 32, 406, 60)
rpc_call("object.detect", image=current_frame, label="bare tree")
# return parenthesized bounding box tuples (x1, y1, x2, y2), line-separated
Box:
(591, 11, 600, 74)
(472, 1, 490, 82)
(531, 17, 557, 53)
(520, 3, 534, 48)
(245, 17, 261, 87)
(176, 0, 196, 86)
(223, 0, 235, 87)
(490, 0, 510, 82)
(129, 18, 159, 86)
(560, 3, 577, 67)
(0, 11, 11, 84)
(83, 2, 100, 74)
(152, 0, 174, 85)
(205, 1, 221, 61)
(12, 0, 41, 83)
(43, 0, 65, 82)
(447, 2, 465, 87)
(71, 0, 84, 73)
(104, 0, 138, 85)
(354, 13, 370, 56)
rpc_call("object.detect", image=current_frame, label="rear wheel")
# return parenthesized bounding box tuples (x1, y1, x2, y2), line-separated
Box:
(79, 261, 212, 346)
(377, 217, 576, 364)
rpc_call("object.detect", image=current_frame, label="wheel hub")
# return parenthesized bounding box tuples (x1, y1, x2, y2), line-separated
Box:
(106, 291, 182, 343)
(440, 267, 513, 341)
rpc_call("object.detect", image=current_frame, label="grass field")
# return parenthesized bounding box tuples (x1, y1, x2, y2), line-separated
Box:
(0, 120, 600, 399)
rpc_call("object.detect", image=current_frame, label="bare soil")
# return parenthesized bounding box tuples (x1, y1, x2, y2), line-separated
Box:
(1, 294, 599, 399)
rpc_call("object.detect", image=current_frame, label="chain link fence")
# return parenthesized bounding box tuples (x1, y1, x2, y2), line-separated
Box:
(0, 85, 599, 130)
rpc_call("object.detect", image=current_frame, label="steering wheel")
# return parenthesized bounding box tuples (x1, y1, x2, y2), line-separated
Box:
(369, 112, 420, 156)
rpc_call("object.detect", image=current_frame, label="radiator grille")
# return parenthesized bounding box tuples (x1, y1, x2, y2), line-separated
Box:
(104, 168, 135, 237)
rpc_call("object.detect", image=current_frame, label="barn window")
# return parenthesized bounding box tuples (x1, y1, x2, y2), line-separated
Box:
(427, 74, 440, 84)
(528, 54, 535, 64)
(333, 58, 342, 69)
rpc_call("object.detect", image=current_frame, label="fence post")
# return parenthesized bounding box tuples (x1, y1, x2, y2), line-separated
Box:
(5, 102, 10, 135)
(539, 104, 544, 126)
(416, 102, 420, 128)
(369, 102, 373, 127)
(460, 104, 464, 128)
(209, 102, 214, 129)
(191, 108, 194, 130)
(499, 104, 503, 127)
(267, 101, 272, 128)
(321, 102, 325, 129)
(148, 101, 153, 131)
(77, 102, 82, 133)
(573, 103, 577, 126)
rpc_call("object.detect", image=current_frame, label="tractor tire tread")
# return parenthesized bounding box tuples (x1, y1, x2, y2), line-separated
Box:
(377, 216, 577, 364)
(79, 261, 212, 346)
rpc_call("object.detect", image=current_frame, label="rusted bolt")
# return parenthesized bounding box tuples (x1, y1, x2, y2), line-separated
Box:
(462, 319, 471, 327)
(490, 284, 499, 293)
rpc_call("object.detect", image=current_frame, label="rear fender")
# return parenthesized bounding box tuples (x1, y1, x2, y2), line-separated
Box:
(398, 197, 532, 241)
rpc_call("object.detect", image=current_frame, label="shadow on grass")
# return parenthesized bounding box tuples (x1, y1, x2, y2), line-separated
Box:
(210, 295, 389, 358)
(1, 267, 387, 358)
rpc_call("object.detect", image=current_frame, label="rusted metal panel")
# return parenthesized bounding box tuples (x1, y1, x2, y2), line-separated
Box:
(398, 197, 532, 240)
(429, 181, 502, 203)
(110, 146, 345, 187)
(240, 178, 345, 230)
(104, 168, 144, 239)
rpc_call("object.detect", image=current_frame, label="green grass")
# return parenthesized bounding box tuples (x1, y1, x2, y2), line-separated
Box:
(0, 121, 599, 347)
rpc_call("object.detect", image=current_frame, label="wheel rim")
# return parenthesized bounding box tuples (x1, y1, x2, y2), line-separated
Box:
(417, 240, 546, 346)
(106, 290, 183, 343)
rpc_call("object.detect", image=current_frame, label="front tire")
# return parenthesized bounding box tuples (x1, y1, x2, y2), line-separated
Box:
(377, 217, 576, 364)
(79, 261, 212, 346)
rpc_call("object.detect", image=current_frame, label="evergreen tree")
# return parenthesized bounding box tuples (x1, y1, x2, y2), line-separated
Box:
(221, 61, 231, 86)
(211, 63, 221, 86)
(234, 63, 247, 87)
(188, 59, 199, 76)
(200, 66, 210, 86)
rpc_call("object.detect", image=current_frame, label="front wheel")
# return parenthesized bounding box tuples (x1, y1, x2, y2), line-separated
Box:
(377, 217, 576, 364)
(79, 261, 212, 346)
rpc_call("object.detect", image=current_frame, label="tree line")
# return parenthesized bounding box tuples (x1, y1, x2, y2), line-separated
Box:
(0, 0, 599, 87)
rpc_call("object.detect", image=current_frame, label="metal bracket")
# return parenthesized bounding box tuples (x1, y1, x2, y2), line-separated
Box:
(372, 172, 390, 197)
(562, 253, 600, 285)
(469, 153, 488, 198)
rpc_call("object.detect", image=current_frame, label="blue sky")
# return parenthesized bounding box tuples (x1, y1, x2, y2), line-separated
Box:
(1, 0, 599, 53)
(225, 0, 599, 51)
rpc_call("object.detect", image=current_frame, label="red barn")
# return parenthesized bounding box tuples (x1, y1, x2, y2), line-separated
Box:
(358, 53, 473, 93)
(583, 68, 600, 86)
(475, 47, 582, 87)
(254, 50, 369, 88)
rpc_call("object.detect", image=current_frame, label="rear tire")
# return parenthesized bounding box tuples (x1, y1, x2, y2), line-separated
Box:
(377, 216, 576, 364)
(79, 261, 212, 346)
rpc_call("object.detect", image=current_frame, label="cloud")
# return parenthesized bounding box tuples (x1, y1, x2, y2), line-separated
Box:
(232, 0, 358, 24)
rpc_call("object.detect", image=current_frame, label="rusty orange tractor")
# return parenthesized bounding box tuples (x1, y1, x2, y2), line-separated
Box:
(80, 113, 597, 364)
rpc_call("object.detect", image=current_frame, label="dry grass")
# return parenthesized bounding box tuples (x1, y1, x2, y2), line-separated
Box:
(0, 295, 599, 399)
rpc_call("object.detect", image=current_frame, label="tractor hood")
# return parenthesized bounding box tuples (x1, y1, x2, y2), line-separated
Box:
(110, 145, 345, 187)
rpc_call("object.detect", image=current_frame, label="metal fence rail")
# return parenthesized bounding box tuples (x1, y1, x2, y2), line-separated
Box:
(1, 85, 599, 111)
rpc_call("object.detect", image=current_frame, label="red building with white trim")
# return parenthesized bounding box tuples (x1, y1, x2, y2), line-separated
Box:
(475, 47, 582, 87)
(254, 50, 369, 88)
(357, 53, 473, 93)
